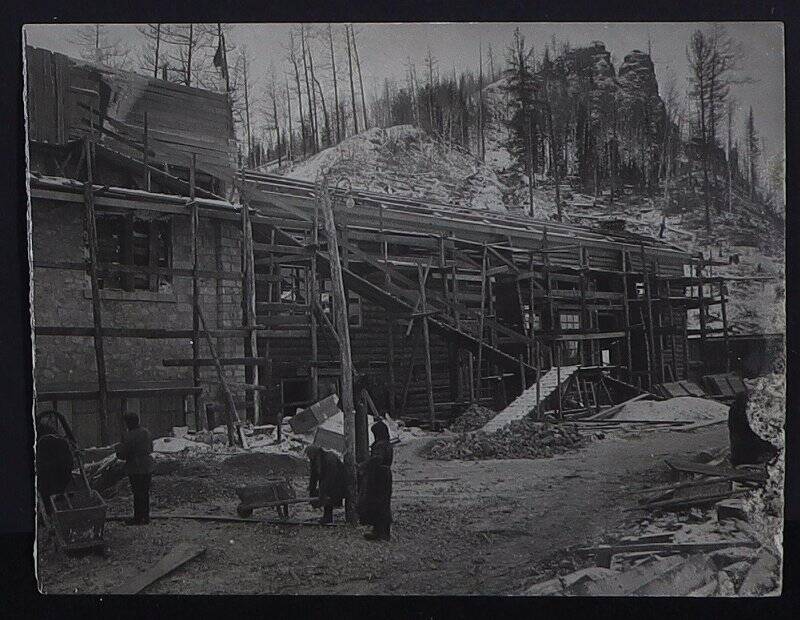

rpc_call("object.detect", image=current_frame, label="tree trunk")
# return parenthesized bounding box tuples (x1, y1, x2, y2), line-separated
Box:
(290, 35, 307, 157)
(286, 79, 294, 160)
(328, 24, 341, 143)
(300, 27, 318, 153)
(314, 75, 331, 147)
(345, 25, 358, 135)
(351, 26, 369, 131)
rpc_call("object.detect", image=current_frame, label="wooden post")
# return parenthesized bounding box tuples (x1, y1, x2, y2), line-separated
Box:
(452, 253, 474, 403)
(475, 245, 488, 401)
(579, 244, 588, 366)
(379, 206, 395, 415)
(621, 251, 633, 382)
(641, 245, 657, 389)
(266, 228, 278, 437)
(535, 340, 541, 419)
(83, 137, 111, 444)
(310, 199, 320, 401)
(720, 279, 731, 373)
(417, 261, 435, 430)
(697, 254, 707, 376)
(666, 277, 679, 382)
(241, 200, 260, 423)
(143, 111, 151, 191)
(555, 344, 563, 419)
(317, 180, 357, 524)
(190, 154, 202, 431)
(195, 303, 242, 447)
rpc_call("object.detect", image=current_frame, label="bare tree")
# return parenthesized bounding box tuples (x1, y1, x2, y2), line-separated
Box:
(478, 41, 485, 161)
(136, 24, 163, 78)
(327, 24, 342, 143)
(425, 48, 437, 132)
(300, 25, 319, 153)
(687, 28, 714, 238)
(287, 30, 308, 157)
(350, 25, 369, 131)
(746, 106, 760, 201)
(487, 42, 495, 82)
(70, 24, 131, 68)
(345, 25, 359, 135)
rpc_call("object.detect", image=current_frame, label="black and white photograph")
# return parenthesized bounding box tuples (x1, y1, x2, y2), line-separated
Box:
(22, 21, 785, 596)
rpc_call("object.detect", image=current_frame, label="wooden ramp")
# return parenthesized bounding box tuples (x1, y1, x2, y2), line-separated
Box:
(481, 365, 581, 433)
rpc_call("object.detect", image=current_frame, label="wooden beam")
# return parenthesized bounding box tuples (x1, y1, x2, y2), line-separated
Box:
(82, 137, 110, 443)
(417, 260, 435, 429)
(317, 180, 357, 524)
(163, 357, 268, 367)
(242, 201, 260, 423)
(113, 543, 206, 595)
(195, 302, 243, 446)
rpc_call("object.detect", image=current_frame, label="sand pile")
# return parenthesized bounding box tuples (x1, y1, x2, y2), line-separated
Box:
(612, 397, 728, 422)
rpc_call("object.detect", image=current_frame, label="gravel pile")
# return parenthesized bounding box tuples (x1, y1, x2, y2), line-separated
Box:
(428, 419, 587, 461)
(448, 404, 497, 433)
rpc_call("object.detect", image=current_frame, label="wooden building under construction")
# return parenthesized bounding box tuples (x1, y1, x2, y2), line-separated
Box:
(26, 46, 732, 446)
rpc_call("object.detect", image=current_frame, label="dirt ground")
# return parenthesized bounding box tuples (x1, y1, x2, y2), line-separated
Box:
(37, 425, 729, 595)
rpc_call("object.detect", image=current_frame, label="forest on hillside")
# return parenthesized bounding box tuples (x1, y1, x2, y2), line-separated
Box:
(63, 24, 784, 232)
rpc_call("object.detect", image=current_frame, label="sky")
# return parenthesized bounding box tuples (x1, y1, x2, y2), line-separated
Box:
(24, 22, 785, 162)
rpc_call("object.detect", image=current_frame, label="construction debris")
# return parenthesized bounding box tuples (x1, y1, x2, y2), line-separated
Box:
(428, 419, 587, 461)
(289, 394, 340, 434)
(448, 404, 497, 433)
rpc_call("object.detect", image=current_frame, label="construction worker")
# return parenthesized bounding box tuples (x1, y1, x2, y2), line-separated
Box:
(305, 445, 347, 524)
(115, 412, 154, 525)
(358, 419, 394, 541)
(728, 392, 779, 466)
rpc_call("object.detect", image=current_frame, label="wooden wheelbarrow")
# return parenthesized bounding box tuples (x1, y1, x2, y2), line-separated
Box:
(234, 478, 312, 520)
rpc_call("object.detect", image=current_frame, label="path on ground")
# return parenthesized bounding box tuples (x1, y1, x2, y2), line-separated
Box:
(38, 426, 727, 595)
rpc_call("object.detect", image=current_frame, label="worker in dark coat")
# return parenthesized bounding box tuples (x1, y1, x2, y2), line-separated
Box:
(728, 392, 779, 466)
(115, 413, 154, 525)
(306, 445, 347, 524)
(358, 419, 394, 541)
(36, 417, 74, 513)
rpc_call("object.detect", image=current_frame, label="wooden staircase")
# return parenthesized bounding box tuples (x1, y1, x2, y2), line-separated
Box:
(481, 365, 581, 433)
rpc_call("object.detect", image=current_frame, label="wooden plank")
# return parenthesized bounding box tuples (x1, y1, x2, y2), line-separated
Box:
(36, 386, 201, 401)
(35, 326, 258, 338)
(113, 543, 206, 595)
(585, 393, 652, 420)
(163, 357, 268, 367)
(665, 458, 767, 482)
(252, 242, 311, 255)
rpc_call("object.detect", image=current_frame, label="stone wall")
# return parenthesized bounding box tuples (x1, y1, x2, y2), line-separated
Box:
(32, 199, 246, 444)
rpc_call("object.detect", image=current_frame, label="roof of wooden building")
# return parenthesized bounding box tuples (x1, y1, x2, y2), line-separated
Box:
(238, 171, 694, 264)
(24, 46, 236, 188)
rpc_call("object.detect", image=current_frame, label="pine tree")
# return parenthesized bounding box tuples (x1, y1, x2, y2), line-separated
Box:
(746, 106, 760, 201)
(501, 28, 538, 216)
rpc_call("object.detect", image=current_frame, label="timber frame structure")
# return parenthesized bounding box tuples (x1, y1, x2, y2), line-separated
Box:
(26, 45, 734, 443)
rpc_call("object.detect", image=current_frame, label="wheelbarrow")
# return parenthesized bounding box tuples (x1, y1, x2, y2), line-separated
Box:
(234, 478, 312, 520)
(36, 410, 107, 554)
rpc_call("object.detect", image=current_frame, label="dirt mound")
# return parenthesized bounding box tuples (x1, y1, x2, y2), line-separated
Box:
(150, 476, 226, 507)
(221, 452, 309, 477)
(612, 397, 728, 422)
(448, 404, 497, 433)
(285, 125, 508, 212)
(428, 419, 587, 461)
